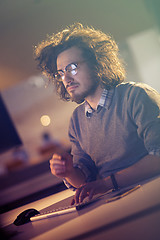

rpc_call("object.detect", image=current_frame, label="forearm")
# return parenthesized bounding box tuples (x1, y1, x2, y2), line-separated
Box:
(65, 167, 86, 188)
(114, 154, 160, 188)
(72, 154, 160, 204)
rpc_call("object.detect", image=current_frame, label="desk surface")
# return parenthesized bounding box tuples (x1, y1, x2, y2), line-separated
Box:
(1, 176, 160, 240)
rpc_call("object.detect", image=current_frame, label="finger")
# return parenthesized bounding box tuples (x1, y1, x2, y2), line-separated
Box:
(55, 169, 65, 175)
(52, 153, 62, 159)
(71, 198, 75, 206)
(54, 163, 65, 170)
(50, 159, 65, 165)
(50, 162, 64, 171)
(79, 187, 89, 203)
(75, 187, 83, 204)
(50, 163, 66, 176)
(88, 188, 95, 201)
(51, 153, 66, 163)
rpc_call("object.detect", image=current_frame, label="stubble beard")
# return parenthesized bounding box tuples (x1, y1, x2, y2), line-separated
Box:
(70, 80, 99, 104)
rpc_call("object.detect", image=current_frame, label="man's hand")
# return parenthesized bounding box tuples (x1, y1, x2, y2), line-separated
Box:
(71, 178, 111, 205)
(49, 152, 74, 178)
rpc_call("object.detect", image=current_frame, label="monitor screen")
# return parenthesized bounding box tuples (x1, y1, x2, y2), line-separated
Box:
(0, 93, 22, 154)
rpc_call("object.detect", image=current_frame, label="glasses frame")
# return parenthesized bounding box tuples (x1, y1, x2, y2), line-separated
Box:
(54, 61, 85, 82)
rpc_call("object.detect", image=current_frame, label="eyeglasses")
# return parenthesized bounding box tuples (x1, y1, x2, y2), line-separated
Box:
(54, 62, 83, 82)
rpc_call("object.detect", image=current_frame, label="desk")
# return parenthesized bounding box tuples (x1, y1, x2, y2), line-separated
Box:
(1, 176, 160, 240)
(0, 160, 65, 213)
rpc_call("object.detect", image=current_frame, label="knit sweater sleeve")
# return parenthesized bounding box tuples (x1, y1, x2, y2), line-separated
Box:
(127, 83, 160, 156)
(63, 108, 98, 190)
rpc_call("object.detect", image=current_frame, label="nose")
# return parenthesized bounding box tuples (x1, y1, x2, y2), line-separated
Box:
(62, 71, 74, 86)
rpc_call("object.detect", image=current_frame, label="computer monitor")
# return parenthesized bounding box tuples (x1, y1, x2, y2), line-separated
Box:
(0, 93, 22, 154)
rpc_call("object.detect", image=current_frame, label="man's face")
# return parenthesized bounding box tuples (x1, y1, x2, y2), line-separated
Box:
(56, 47, 99, 103)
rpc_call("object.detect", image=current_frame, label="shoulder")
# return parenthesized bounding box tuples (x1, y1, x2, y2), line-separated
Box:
(115, 82, 160, 100)
(111, 82, 160, 113)
(115, 81, 155, 91)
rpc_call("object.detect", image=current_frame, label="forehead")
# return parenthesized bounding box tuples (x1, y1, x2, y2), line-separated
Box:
(56, 47, 84, 69)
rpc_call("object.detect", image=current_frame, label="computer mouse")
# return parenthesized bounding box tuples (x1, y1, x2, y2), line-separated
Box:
(13, 208, 40, 226)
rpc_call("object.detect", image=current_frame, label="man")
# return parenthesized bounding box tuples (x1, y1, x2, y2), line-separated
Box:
(34, 23, 160, 204)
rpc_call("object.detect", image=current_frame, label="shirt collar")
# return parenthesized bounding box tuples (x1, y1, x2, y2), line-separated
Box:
(85, 88, 114, 117)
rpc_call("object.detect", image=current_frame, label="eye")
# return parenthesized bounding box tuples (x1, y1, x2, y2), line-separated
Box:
(66, 63, 77, 72)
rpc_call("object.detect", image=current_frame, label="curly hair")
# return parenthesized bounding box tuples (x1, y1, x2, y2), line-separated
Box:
(34, 23, 126, 101)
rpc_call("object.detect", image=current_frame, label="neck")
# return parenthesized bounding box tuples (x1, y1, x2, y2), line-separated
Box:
(85, 85, 103, 110)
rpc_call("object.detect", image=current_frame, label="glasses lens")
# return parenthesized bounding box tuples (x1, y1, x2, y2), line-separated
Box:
(54, 71, 64, 81)
(66, 63, 77, 76)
